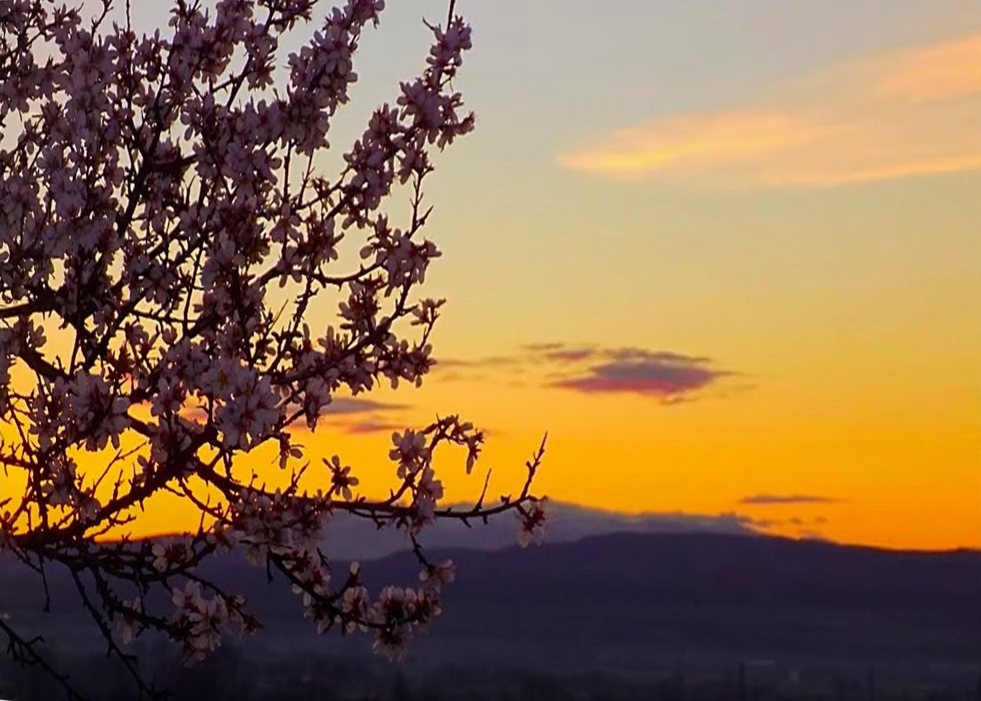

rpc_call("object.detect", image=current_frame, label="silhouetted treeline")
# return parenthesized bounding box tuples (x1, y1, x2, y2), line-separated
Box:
(2, 643, 979, 701)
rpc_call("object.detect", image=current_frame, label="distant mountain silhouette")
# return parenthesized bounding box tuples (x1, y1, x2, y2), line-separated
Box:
(2, 532, 979, 674)
(319, 501, 764, 560)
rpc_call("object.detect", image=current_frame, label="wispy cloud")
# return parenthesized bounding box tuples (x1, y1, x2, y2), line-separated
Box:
(445, 344, 714, 369)
(522, 342, 566, 353)
(176, 397, 408, 434)
(561, 34, 981, 188)
(334, 419, 406, 435)
(292, 397, 409, 434)
(739, 494, 844, 506)
(319, 398, 407, 415)
(849, 34, 981, 105)
(537, 346, 597, 363)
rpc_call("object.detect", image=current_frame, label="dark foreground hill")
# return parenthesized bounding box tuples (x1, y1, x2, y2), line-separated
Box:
(2, 532, 979, 676)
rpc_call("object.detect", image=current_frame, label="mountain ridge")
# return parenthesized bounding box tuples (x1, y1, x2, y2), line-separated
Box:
(79, 500, 979, 559)
(2, 530, 978, 673)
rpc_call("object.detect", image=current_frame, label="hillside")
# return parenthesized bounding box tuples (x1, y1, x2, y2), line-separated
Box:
(2, 532, 978, 674)
(300, 500, 764, 560)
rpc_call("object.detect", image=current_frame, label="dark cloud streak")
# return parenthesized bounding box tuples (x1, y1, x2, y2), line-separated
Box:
(550, 351, 731, 402)
(336, 419, 406, 435)
(739, 494, 844, 506)
(319, 398, 408, 415)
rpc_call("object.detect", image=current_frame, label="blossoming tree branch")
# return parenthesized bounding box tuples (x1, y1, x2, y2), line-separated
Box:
(0, 0, 547, 694)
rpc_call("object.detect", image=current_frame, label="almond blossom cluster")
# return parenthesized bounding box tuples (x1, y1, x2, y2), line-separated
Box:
(0, 0, 545, 696)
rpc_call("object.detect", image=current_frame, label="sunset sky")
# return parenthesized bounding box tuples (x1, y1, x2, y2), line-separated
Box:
(6, 0, 981, 551)
(329, 0, 981, 551)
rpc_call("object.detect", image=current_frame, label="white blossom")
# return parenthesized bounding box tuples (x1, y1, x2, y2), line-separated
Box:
(0, 0, 543, 680)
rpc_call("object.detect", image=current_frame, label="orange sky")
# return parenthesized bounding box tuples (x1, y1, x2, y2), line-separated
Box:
(2, 0, 980, 552)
